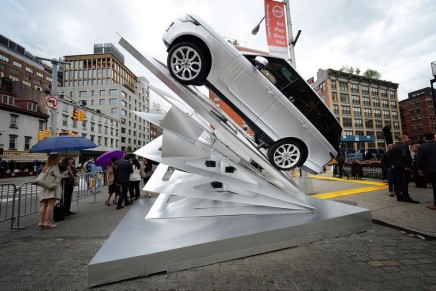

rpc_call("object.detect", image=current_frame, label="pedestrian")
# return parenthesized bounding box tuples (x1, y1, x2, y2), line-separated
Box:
(129, 158, 142, 201)
(61, 157, 77, 216)
(411, 144, 427, 188)
(115, 155, 133, 210)
(381, 144, 396, 197)
(392, 135, 419, 203)
(140, 158, 153, 198)
(105, 157, 119, 206)
(416, 132, 436, 210)
(38, 153, 68, 229)
(336, 145, 349, 179)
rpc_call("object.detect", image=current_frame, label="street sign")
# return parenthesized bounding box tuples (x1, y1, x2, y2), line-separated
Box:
(46, 95, 58, 109)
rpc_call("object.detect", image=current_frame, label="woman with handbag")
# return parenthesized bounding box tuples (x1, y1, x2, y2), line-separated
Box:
(140, 158, 153, 198)
(105, 157, 119, 206)
(38, 153, 68, 229)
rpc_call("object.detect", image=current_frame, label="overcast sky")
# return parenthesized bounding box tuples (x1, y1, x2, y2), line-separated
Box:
(2, 0, 435, 102)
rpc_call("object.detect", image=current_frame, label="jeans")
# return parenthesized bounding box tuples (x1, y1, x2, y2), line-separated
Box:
(387, 168, 396, 192)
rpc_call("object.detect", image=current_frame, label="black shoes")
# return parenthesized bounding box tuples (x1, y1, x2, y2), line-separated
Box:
(398, 196, 420, 204)
(65, 211, 76, 216)
(116, 206, 124, 210)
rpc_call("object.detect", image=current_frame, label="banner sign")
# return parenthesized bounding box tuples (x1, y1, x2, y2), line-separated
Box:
(264, 0, 288, 58)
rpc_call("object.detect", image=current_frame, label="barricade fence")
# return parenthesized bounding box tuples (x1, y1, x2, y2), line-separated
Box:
(0, 170, 107, 230)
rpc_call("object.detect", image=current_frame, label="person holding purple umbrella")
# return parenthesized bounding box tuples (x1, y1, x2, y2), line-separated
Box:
(105, 157, 120, 206)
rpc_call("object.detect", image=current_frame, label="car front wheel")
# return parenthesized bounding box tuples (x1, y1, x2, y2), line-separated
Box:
(167, 42, 208, 85)
(267, 140, 304, 170)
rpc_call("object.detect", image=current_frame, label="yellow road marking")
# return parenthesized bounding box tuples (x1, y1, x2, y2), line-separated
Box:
(313, 185, 387, 199)
(307, 173, 388, 199)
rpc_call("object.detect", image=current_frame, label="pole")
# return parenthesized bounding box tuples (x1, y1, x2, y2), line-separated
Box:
(431, 79, 436, 117)
(284, 0, 296, 68)
(50, 61, 58, 135)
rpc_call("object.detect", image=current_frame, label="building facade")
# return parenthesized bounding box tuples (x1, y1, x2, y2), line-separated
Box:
(313, 69, 401, 151)
(0, 34, 62, 95)
(0, 79, 49, 170)
(60, 44, 151, 152)
(399, 87, 436, 141)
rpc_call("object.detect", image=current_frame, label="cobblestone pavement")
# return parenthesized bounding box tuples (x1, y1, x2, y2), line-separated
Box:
(1, 222, 435, 290)
(1, 175, 436, 290)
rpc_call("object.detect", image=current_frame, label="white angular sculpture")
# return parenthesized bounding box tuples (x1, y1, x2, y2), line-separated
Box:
(87, 37, 372, 287)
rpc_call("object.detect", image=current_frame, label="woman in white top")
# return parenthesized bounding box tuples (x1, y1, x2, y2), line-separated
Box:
(38, 154, 68, 229)
(128, 158, 142, 201)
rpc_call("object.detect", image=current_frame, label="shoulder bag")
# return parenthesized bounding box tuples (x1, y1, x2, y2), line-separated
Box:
(32, 167, 61, 190)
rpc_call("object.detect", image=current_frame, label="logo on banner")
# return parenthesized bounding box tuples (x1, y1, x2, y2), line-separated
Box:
(272, 5, 284, 18)
(264, 0, 288, 58)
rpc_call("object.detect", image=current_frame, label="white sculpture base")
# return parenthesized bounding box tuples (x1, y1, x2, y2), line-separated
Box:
(88, 196, 371, 287)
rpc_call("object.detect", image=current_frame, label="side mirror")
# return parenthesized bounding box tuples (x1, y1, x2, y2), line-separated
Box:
(254, 56, 268, 69)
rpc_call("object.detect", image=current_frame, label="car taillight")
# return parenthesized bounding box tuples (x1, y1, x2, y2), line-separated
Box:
(179, 14, 200, 25)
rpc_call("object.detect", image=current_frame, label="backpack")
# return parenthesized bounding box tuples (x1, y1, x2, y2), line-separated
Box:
(85, 161, 92, 172)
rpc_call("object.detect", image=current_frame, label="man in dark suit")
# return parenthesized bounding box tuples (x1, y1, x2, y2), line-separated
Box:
(417, 132, 436, 210)
(115, 155, 133, 210)
(363, 148, 373, 160)
(392, 135, 419, 204)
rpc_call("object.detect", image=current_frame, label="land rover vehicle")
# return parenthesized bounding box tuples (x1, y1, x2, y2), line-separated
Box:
(162, 14, 341, 173)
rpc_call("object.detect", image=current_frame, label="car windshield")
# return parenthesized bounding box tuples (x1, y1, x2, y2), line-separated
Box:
(244, 55, 341, 150)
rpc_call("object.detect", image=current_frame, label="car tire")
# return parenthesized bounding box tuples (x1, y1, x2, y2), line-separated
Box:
(267, 140, 305, 170)
(167, 42, 209, 85)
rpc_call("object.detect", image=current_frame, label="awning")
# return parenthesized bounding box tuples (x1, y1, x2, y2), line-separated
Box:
(340, 135, 375, 142)
(1, 151, 48, 162)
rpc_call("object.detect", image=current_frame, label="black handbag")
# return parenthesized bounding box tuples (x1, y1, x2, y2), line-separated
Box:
(53, 203, 65, 221)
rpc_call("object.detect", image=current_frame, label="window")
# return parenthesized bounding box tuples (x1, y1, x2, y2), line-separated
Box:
(371, 87, 378, 96)
(109, 89, 117, 96)
(383, 110, 390, 118)
(361, 85, 369, 95)
(372, 98, 380, 107)
(354, 119, 363, 128)
(373, 109, 381, 117)
(2, 94, 14, 105)
(27, 102, 37, 112)
(109, 98, 118, 105)
(339, 81, 348, 91)
(100, 90, 106, 96)
(10, 114, 18, 128)
(382, 100, 389, 108)
(0, 54, 9, 62)
(340, 93, 349, 103)
(80, 91, 88, 97)
(342, 106, 351, 115)
(364, 108, 372, 117)
(353, 107, 361, 116)
(332, 92, 337, 101)
(351, 95, 360, 104)
(330, 80, 336, 90)
(99, 99, 105, 105)
(121, 100, 127, 107)
(36, 72, 43, 78)
(13, 61, 22, 68)
(38, 120, 45, 130)
(24, 136, 31, 150)
(350, 83, 358, 93)
(111, 108, 118, 114)
(342, 118, 352, 127)
(9, 135, 17, 149)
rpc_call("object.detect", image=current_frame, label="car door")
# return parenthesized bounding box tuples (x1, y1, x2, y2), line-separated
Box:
(218, 57, 278, 123)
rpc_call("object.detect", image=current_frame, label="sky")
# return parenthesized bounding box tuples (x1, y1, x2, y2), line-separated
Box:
(2, 0, 436, 103)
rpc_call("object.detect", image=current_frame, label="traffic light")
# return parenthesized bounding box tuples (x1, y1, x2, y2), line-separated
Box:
(37, 130, 52, 141)
(78, 110, 85, 121)
(72, 109, 79, 121)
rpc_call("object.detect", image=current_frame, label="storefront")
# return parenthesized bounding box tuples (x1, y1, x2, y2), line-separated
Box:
(0, 150, 48, 178)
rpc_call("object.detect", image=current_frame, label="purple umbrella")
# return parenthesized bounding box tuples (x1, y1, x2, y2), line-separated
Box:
(95, 149, 124, 167)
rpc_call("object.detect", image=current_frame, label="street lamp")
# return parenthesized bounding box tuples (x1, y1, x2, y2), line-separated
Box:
(251, 0, 301, 68)
(431, 61, 436, 116)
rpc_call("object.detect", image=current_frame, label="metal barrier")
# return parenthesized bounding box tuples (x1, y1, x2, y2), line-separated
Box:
(1, 170, 107, 230)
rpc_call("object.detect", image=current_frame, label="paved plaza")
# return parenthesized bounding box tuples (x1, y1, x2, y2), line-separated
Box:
(0, 172, 435, 290)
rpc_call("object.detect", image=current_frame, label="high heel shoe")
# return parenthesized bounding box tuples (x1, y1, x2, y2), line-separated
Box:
(43, 224, 58, 229)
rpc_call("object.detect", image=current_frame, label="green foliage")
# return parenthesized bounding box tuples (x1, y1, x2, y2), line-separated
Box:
(362, 69, 382, 79)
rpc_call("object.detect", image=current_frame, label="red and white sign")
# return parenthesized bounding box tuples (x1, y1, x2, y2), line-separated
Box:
(264, 0, 288, 58)
(46, 95, 58, 109)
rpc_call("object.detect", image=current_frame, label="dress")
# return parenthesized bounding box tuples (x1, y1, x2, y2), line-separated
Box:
(39, 165, 67, 202)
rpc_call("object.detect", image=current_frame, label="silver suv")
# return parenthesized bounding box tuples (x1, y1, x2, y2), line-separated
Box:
(163, 14, 341, 173)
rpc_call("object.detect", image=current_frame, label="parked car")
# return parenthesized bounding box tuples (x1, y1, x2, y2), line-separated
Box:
(162, 14, 342, 173)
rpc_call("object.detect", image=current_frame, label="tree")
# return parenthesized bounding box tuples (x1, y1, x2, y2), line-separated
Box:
(362, 69, 382, 79)
(339, 65, 355, 74)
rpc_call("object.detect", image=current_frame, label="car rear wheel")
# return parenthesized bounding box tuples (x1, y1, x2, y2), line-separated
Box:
(267, 140, 304, 170)
(167, 42, 208, 85)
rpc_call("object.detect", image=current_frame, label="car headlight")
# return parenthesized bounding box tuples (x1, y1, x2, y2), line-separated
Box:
(179, 14, 200, 25)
